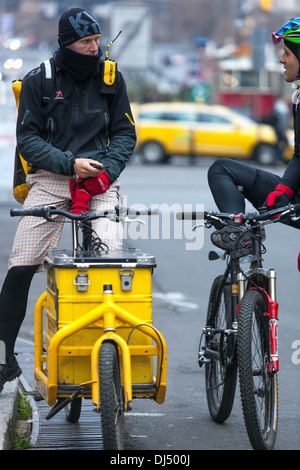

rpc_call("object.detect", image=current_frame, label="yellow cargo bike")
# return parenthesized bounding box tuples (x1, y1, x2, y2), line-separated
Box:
(11, 205, 167, 450)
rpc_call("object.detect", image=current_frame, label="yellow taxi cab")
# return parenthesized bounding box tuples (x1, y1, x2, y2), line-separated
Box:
(284, 128, 294, 161)
(131, 102, 290, 165)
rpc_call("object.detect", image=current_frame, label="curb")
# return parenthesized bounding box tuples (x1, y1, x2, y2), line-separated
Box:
(0, 374, 39, 450)
(19, 375, 39, 448)
(0, 378, 19, 450)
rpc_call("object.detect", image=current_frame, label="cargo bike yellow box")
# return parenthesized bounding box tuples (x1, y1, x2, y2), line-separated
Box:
(34, 248, 167, 410)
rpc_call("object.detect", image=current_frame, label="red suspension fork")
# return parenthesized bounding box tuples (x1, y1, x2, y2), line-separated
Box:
(250, 287, 279, 374)
(266, 293, 279, 374)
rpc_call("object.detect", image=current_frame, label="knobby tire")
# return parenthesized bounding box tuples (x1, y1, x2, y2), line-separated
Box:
(205, 275, 238, 423)
(238, 289, 278, 450)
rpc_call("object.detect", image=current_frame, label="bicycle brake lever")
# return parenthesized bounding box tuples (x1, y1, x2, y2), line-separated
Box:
(42, 205, 57, 222)
(123, 217, 145, 225)
(192, 223, 205, 231)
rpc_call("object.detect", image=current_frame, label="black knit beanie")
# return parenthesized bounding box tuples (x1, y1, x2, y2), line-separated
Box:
(58, 7, 101, 47)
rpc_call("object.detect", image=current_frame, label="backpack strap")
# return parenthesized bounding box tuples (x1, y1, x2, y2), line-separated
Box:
(40, 57, 55, 107)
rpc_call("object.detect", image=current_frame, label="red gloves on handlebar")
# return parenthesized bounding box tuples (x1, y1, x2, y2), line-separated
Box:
(265, 184, 294, 210)
(69, 172, 111, 214)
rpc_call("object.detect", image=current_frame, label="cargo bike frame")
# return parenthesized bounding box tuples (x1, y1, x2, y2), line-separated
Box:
(10, 204, 167, 450)
(177, 203, 300, 450)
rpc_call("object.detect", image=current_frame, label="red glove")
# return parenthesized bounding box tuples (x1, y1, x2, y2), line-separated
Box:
(265, 184, 293, 209)
(69, 179, 92, 214)
(79, 172, 111, 195)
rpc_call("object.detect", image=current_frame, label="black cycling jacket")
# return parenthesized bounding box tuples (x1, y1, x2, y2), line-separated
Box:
(16, 51, 136, 183)
(280, 101, 300, 193)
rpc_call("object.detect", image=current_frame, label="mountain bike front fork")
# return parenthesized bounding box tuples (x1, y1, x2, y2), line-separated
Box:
(237, 268, 279, 374)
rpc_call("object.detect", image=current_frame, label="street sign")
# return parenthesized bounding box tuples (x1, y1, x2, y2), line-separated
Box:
(108, 4, 152, 70)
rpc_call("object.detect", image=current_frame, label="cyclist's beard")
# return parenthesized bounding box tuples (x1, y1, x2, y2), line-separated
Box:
(56, 46, 102, 81)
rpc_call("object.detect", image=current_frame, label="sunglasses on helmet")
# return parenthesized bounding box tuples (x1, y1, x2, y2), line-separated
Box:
(272, 31, 300, 44)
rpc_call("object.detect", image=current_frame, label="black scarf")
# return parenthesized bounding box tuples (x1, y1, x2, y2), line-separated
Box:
(55, 46, 102, 82)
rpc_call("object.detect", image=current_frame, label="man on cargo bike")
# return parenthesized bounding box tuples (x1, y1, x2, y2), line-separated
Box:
(0, 7, 136, 391)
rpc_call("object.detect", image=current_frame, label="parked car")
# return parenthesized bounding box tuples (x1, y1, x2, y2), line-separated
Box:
(283, 128, 294, 161)
(131, 102, 291, 165)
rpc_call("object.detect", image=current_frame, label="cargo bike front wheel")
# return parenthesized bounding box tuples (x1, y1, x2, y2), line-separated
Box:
(99, 341, 124, 450)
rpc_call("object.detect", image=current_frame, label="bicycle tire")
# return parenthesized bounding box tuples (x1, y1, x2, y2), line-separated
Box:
(99, 341, 124, 450)
(65, 397, 82, 423)
(205, 275, 238, 423)
(238, 289, 278, 450)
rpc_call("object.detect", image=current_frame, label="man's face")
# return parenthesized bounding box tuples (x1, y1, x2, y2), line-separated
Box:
(279, 44, 299, 82)
(67, 33, 100, 56)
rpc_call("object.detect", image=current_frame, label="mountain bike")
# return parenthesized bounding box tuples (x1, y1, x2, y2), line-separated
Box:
(177, 203, 300, 450)
(10, 204, 167, 450)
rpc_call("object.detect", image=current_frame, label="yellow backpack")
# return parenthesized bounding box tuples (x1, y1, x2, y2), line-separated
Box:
(12, 79, 31, 204)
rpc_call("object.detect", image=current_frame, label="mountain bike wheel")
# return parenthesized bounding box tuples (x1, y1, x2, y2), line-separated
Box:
(205, 275, 238, 423)
(238, 289, 278, 450)
(99, 341, 124, 450)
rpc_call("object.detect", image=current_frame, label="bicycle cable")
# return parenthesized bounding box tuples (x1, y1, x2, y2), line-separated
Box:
(77, 220, 109, 252)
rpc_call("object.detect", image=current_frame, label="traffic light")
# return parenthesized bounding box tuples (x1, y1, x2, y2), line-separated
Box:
(260, 0, 273, 11)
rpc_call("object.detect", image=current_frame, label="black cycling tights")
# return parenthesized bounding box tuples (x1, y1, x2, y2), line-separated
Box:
(0, 265, 38, 359)
(208, 158, 280, 213)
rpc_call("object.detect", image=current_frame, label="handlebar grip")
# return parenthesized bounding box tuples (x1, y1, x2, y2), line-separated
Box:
(10, 208, 35, 217)
(126, 208, 159, 216)
(176, 211, 206, 220)
(10, 206, 56, 218)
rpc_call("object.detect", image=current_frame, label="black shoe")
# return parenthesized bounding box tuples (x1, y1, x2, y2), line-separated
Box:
(211, 225, 252, 252)
(0, 355, 22, 393)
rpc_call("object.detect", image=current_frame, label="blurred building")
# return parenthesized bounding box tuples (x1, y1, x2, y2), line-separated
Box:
(0, 0, 300, 119)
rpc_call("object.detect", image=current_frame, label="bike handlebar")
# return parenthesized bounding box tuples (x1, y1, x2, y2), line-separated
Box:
(10, 204, 159, 222)
(176, 203, 300, 228)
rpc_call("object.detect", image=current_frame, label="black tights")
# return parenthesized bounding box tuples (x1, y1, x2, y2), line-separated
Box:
(0, 265, 38, 359)
(208, 158, 281, 213)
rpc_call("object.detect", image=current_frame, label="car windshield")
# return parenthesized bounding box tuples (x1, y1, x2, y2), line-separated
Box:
(225, 109, 256, 124)
(137, 107, 256, 125)
(138, 111, 195, 122)
(196, 113, 231, 124)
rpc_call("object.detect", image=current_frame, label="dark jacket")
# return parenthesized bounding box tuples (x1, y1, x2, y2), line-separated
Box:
(16, 51, 136, 184)
(280, 101, 300, 194)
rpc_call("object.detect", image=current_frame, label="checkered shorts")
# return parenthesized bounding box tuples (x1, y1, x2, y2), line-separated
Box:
(8, 170, 123, 272)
